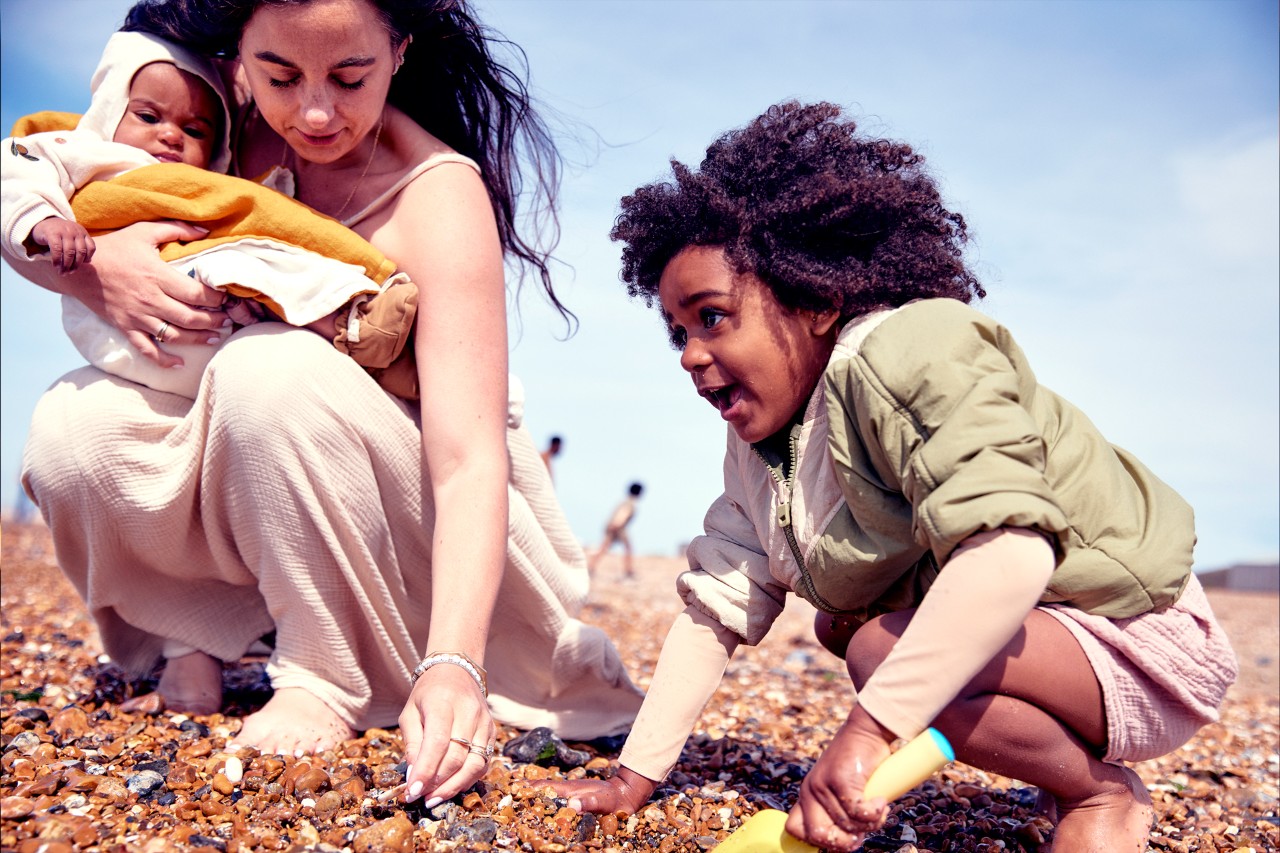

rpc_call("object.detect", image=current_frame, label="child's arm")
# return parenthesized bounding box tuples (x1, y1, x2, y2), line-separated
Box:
(2, 132, 154, 261)
(787, 527, 1054, 849)
(553, 606, 740, 813)
(30, 216, 95, 273)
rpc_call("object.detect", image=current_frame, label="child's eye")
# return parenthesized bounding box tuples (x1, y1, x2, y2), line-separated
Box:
(184, 127, 208, 140)
(136, 112, 159, 124)
(699, 308, 725, 329)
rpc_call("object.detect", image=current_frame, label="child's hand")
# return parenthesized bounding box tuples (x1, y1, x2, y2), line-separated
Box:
(31, 216, 95, 273)
(549, 766, 657, 816)
(786, 706, 895, 851)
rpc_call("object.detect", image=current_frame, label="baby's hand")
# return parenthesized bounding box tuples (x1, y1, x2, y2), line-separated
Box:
(549, 766, 657, 816)
(222, 295, 269, 327)
(786, 706, 895, 851)
(31, 216, 94, 273)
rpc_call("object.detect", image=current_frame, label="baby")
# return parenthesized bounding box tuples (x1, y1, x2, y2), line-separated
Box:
(2, 31, 419, 399)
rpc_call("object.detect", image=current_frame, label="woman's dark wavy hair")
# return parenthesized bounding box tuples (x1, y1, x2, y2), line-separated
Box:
(612, 101, 984, 319)
(122, 0, 573, 328)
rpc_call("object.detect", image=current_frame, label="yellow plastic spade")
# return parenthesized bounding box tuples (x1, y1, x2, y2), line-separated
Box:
(713, 727, 954, 852)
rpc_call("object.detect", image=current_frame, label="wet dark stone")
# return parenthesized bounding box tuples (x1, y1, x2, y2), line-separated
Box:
(502, 726, 591, 768)
(125, 769, 166, 796)
(442, 817, 498, 845)
(572, 812, 598, 843)
(15, 707, 49, 723)
(188, 835, 227, 851)
(178, 720, 210, 738)
(133, 759, 169, 775)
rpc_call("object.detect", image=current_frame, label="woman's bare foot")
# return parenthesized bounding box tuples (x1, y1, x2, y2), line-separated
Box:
(230, 687, 356, 756)
(121, 651, 223, 715)
(1050, 765, 1153, 852)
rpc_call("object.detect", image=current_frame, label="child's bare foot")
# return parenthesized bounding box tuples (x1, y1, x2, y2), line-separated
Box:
(121, 651, 223, 715)
(1049, 765, 1153, 852)
(230, 687, 355, 756)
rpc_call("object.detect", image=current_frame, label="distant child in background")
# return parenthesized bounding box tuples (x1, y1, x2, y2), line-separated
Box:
(552, 101, 1236, 853)
(2, 31, 419, 400)
(588, 482, 644, 579)
(541, 435, 564, 481)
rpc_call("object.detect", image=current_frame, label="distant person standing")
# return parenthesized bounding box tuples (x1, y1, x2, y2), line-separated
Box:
(541, 435, 563, 481)
(589, 483, 643, 579)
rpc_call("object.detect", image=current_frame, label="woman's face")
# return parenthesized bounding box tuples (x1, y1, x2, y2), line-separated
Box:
(238, 0, 401, 166)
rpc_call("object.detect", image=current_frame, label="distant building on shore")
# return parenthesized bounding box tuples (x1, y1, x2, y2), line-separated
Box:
(1197, 562, 1280, 593)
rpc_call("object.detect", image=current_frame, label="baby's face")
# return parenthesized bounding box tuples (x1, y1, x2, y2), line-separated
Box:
(114, 62, 219, 168)
(658, 245, 839, 444)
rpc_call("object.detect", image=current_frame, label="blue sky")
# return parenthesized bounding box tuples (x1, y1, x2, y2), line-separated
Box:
(2, 0, 1276, 571)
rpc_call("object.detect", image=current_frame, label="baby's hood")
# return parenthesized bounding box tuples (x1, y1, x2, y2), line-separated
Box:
(77, 30, 233, 174)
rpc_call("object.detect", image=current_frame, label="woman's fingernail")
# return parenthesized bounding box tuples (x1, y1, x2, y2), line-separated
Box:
(206, 336, 223, 344)
(407, 781, 423, 800)
(568, 797, 583, 812)
(423, 796, 443, 808)
(222, 318, 234, 327)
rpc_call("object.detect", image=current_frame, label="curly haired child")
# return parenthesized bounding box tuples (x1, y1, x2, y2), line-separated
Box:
(552, 101, 1237, 852)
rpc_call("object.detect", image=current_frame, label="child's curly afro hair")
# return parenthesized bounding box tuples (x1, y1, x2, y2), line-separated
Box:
(611, 101, 985, 318)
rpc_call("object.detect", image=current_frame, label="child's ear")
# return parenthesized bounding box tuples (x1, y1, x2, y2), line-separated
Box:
(811, 309, 840, 337)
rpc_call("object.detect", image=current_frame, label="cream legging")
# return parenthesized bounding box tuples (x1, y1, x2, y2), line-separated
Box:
(22, 323, 642, 738)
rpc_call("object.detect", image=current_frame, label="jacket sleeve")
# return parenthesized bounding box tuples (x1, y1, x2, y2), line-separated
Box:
(836, 300, 1071, 562)
(618, 606, 740, 781)
(677, 434, 790, 645)
(1, 132, 152, 258)
(856, 527, 1055, 738)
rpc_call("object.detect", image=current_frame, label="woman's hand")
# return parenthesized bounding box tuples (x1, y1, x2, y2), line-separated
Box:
(550, 767, 658, 816)
(75, 220, 230, 368)
(397, 663, 496, 806)
(787, 705, 895, 851)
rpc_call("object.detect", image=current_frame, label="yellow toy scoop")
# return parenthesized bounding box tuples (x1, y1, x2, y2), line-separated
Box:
(713, 727, 954, 852)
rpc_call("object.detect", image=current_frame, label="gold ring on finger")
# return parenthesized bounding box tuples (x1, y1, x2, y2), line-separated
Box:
(154, 321, 171, 344)
(449, 736, 473, 749)
(468, 744, 493, 759)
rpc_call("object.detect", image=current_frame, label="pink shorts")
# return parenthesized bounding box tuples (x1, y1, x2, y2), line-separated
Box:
(1042, 574, 1237, 763)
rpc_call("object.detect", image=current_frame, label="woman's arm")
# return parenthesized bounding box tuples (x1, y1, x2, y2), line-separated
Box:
(2, 220, 230, 368)
(369, 163, 510, 805)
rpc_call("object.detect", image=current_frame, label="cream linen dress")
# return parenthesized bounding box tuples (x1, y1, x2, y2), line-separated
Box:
(20, 152, 644, 739)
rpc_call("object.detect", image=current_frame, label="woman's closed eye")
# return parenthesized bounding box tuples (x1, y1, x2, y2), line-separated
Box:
(268, 75, 367, 91)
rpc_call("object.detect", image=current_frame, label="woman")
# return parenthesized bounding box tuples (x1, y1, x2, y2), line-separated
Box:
(7, 0, 643, 807)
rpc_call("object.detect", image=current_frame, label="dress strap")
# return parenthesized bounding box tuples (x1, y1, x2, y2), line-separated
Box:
(344, 152, 482, 227)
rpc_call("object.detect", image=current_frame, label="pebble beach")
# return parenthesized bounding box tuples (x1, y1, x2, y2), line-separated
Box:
(2, 523, 1276, 852)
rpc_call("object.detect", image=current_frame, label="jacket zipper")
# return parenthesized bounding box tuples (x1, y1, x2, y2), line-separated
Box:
(754, 424, 842, 614)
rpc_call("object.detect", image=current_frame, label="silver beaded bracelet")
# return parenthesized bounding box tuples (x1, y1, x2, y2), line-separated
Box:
(410, 651, 488, 697)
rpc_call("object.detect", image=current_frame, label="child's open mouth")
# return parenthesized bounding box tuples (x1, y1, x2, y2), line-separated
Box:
(701, 384, 743, 419)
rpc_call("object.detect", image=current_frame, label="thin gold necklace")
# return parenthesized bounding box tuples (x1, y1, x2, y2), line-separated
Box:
(333, 114, 384, 221)
(281, 113, 385, 221)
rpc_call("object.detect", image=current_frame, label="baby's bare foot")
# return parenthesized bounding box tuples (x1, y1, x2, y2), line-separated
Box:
(1050, 765, 1153, 852)
(121, 651, 223, 716)
(230, 687, 355, 756)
